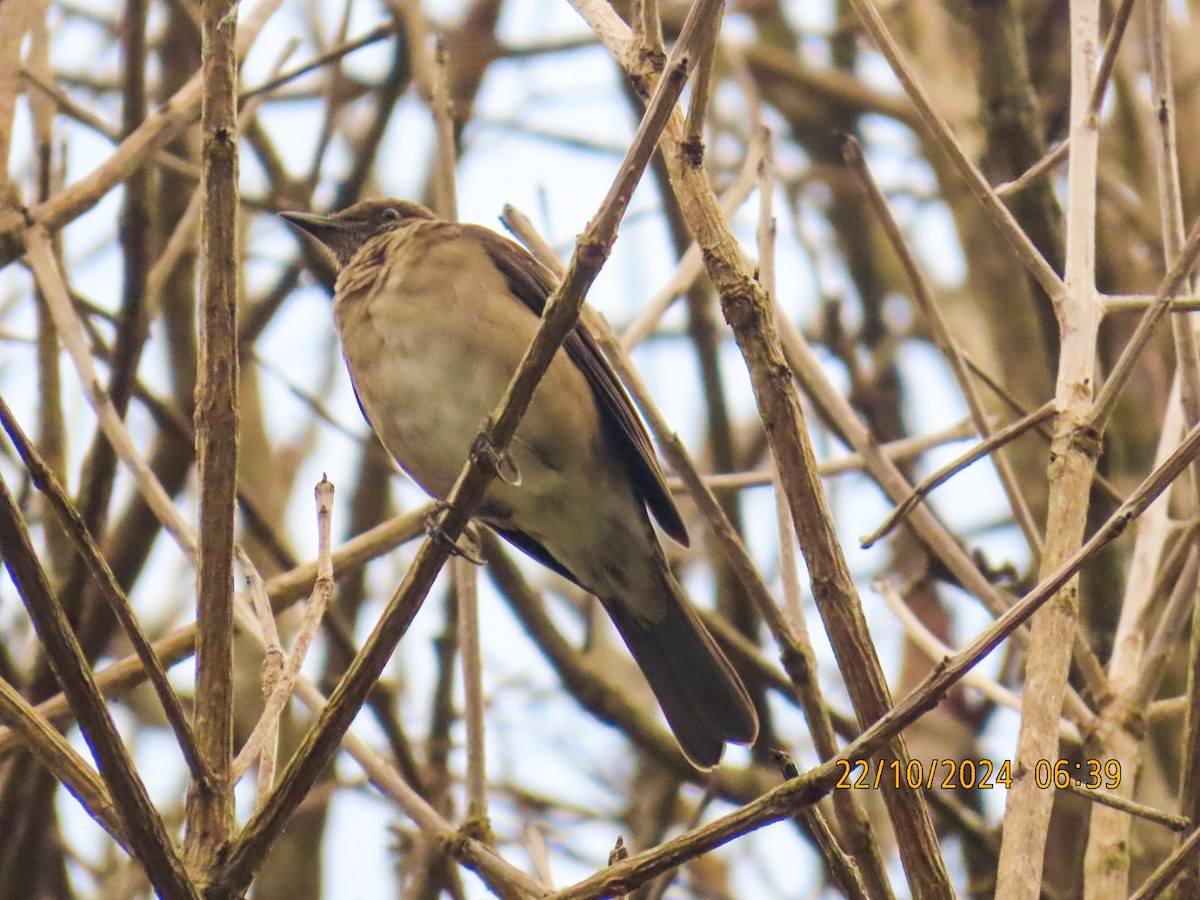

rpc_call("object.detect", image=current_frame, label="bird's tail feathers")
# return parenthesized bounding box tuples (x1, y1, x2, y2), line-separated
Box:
(601, 570, 758, 769)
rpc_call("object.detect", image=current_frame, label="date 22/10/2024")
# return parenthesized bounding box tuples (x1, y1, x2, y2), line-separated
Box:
(834, 758, 1123, 792)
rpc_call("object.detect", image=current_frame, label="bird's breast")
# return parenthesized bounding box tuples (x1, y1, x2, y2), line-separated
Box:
(332, 225, 668, 600)
(333, 230, 612, 512)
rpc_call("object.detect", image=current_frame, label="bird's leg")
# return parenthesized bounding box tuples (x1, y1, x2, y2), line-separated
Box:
(423, 502, 485, 565)
(469, 429, 521, 486)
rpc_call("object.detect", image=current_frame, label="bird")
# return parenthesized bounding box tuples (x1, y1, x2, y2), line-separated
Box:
(281, 199, 758, 768)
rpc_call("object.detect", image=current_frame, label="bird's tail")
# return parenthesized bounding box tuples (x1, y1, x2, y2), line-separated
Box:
(601, 569, 759, 769)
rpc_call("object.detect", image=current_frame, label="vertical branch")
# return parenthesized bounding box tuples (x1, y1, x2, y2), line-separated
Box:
(411, 585, 462, 898)
(0, 0, 34, 184)
(632, 0, 664, 58)
(682, 0, 721, 149)
(244, 561, 283, 809)
(1145, 7, 1200, 497)
(114, 0, 151, 418)
(1084, 0, 1198, 893)
(399, 0, 456, 220)
(184, 0, 240, 871)
(995, 0, 1102, 894)
(454, 545, 490, 834)
(430, 36, 458, 222)
(27, 0, 70, 573)
(1183, 555, 1200, 891)
(59, 0, 156, 652)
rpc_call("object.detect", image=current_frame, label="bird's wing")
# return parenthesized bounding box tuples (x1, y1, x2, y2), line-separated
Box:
(466, 224, 689, 547)
(489, 524, 583, 586)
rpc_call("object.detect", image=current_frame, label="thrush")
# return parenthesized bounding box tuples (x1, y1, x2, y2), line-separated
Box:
(281, 199, 758, 768)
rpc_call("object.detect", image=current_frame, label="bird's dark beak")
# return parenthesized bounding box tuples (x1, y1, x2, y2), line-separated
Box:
(279, 210, 350, 246)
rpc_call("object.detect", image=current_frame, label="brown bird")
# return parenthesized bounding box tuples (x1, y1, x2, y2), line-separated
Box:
(282, 199, 758, 768)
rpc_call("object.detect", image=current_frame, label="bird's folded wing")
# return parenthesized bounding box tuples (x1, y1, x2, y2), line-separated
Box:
(467, 224, 689, 547)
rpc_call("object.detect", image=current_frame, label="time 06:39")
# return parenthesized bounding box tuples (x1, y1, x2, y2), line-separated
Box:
(1033, 758, 1122, 790)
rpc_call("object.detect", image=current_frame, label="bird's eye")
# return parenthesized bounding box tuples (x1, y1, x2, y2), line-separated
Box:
(382, 207, 401, 222)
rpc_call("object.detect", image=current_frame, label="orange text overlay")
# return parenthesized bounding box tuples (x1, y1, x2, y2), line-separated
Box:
(833, 758, 1123, 791)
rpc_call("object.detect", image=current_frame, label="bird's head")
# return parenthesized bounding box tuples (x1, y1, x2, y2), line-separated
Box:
(279, 199, 436, 268)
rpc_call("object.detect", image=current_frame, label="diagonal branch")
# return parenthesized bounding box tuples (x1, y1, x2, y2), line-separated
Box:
(0, 396, 208, 787)
(553, 410, 1200, 899)
(566, 0, 952, 891)
(0, 477, 197, 898)
(212, 3, 715, 888)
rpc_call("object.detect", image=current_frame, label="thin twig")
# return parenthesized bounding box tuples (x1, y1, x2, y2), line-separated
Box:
(1129, 826, 1200, 899)
(1071, 782, 1190, 832)
(234, 479, 335, 806)
(455, 533, 490, 836)
(844, 135, 1044, 557)
(1104, 294, 1200, 311)
(995, 141, 1069, 197)
(430, 35, 457, 222)
(994, 0, 1138, 197)
(682, 0, 721, 149)
(1089, 211, 1200, 431)
(862, 402, 1055, 548)
(664, 418, 980, 490)
(842, 0, 1064, 301)
(1130, 547, 1198, 713)
(874, 579, 1081, 744)
(633, 0, 664, 58)
(240, 22, 396, 102)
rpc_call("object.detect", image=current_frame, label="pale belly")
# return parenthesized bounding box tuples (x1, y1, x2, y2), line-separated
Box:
(351, 328, 579, 505)
(335, 278, 656, 597)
